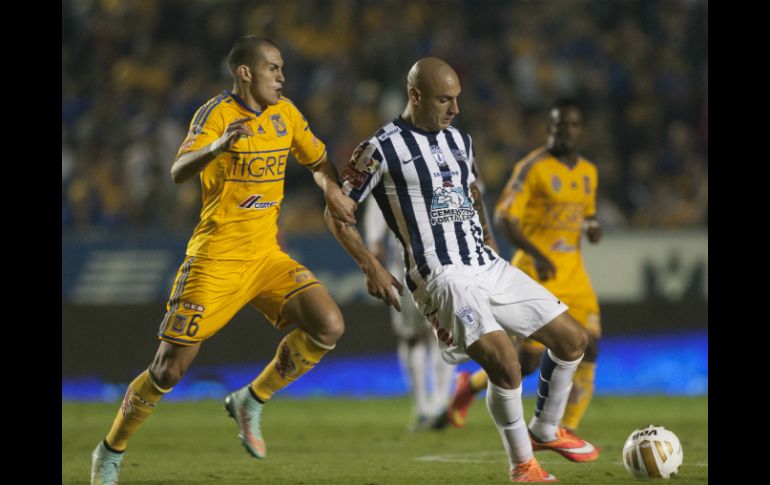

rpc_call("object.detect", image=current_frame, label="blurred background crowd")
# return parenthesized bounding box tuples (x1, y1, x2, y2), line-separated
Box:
(62, 0, 708, 238)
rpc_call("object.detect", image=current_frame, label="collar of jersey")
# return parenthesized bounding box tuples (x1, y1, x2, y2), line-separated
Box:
(226, 90, 264, 116)
(393, 116, 445, 136)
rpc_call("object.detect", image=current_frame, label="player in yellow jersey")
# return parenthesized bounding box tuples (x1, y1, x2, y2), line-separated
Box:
(91, 36, 357, 485)
(447, 99, 603, 438)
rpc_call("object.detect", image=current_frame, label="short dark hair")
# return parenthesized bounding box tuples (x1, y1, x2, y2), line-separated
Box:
(550, 97, 582, 114)
(227, 36, 278, 76)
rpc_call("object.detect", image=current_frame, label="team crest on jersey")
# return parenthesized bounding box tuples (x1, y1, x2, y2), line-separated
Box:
(456, 306, 479, 330)
(451, 148, 467, 162)
(430, 144, 446, 164)
(430, 182, 474, 225)
(270, 114, 288, 136)
(551, 175, 562, 192)
(257, 125, 265, 134)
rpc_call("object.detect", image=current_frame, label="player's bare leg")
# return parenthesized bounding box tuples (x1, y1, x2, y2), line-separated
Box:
(92, 342, 199, 485)
(526, 312, 598, 462)
(226, 286, 344, 459)
(466, 330, 556, 482)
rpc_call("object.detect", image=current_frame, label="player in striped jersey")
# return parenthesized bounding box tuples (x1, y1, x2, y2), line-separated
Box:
(325, 58, 598, 483)
(447, 99, 603, 437)
(91, 36, 355, 485)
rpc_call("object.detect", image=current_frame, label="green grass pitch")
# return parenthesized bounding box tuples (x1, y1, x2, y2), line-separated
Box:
(63, 395, 707, 484)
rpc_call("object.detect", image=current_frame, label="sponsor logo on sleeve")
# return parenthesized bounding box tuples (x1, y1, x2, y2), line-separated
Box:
(342, 141, 378, 189)
(377, 126, 402, 141)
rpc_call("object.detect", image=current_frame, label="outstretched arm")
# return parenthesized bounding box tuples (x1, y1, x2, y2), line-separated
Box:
(311, 159, 357, 224)
(323, 205, 404, 311)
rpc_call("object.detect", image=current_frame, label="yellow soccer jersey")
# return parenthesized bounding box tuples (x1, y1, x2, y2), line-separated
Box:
(495, 146, 598, 302)
(177, 91, 327, 260)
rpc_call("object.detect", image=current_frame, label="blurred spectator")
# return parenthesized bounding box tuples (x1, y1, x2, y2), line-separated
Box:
(62, 0, 707, 237)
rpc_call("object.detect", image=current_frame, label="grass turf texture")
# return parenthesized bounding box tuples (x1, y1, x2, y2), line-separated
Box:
(63, 395, 707, 484)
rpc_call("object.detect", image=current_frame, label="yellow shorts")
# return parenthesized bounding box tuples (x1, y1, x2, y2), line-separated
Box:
(157, 252, 322, 346)
(519, 297, 601, 353)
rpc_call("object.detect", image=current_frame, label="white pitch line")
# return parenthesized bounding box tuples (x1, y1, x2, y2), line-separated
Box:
(415, 451, 707, 468)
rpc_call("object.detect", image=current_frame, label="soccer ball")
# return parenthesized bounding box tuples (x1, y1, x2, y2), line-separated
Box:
(622, 425, 683, 479)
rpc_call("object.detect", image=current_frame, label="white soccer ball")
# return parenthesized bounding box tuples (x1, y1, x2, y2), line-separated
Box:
(622, 425, 683, 479)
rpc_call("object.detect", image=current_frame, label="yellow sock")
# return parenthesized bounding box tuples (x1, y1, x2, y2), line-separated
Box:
(470, 369, 489, 393)
(561, 361, 596, 431)
(105, 369, 171, 451)
(251, 329, 334, 401)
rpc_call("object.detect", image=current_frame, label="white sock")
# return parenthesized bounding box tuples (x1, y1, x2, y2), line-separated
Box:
(399, 339, 430, 417)
(486, 381, 533, 468)
(529, 349, 583, 441)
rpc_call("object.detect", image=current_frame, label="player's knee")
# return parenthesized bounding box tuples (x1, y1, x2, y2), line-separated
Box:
(314, 308, 345, 345)
(486, 358, 521, 390)
(550, 325, 588, 362)
(148, 361, 186, 389)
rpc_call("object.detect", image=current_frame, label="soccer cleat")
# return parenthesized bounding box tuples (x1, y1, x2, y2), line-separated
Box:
(510, 457, 559, 482)
(447, 371, 477, 428)
(90, 441, 124, 485)
(530, 427, 599, 463)
(224, 385, 267, 459)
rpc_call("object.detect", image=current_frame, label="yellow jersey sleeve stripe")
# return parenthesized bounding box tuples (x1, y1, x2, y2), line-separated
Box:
(284, 281, 321, 300)
(511, 147, 549, 188)
(192, 93, 228, 128)
(195, 95, 228, 129)
(305, 148, 327, 168)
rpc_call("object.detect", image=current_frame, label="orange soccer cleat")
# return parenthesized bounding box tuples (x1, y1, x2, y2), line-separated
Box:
(447, 371, 477, 428)
(530, 427, 599, 463)
(510, 457, 559, 483)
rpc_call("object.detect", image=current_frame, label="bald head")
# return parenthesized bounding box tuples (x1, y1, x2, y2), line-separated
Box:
(403, 57, 461, 131)
(407, 57, 460, 95)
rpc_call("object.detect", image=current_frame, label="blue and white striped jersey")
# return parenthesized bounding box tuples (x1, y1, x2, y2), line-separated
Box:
(341, 116, 498, 291)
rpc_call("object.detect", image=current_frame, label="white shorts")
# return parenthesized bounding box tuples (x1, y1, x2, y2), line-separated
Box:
(411, 259, 569, 365)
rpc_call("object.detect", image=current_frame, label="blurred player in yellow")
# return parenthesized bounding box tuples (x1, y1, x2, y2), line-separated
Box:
(447, 99, 603, 437)
(91, 36, 357, 485)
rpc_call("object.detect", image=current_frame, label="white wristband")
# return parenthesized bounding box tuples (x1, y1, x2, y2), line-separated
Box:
(209, 138, 225, 156)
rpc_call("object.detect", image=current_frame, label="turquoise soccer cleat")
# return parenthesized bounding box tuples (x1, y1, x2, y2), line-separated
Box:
(90, 441, 124, 485)
(224, 385, 267, 459)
